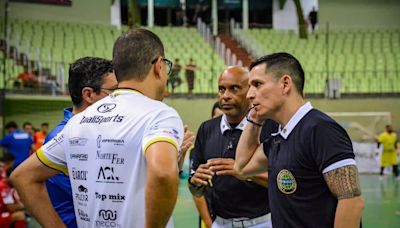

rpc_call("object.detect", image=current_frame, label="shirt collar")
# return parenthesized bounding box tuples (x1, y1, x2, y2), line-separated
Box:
(112, 88, 143, 97)
(275, 102, 313, 139)
(64, 107, 74, 120)
(220, 114, 248, 134)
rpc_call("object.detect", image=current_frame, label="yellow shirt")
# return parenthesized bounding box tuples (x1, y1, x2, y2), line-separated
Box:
(378, 131, 397, 153)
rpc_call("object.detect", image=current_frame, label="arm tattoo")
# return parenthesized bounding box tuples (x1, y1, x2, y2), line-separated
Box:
(323, 165, 361, 200)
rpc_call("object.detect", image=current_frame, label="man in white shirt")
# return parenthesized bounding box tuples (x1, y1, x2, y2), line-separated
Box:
(11, 28, 184, 228)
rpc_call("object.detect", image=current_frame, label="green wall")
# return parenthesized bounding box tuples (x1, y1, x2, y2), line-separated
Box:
(319, 0, 400, 30)
(1, 0, 111, 24)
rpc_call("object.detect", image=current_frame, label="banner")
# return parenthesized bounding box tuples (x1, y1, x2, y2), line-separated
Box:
(10, 0, 72, 6)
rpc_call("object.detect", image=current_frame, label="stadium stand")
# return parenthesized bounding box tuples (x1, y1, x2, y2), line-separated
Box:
(234, 28, 400, 94)
(0, 18, 226, 94)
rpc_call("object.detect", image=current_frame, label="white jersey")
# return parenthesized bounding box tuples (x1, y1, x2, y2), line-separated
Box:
(37, 89, 184, 228)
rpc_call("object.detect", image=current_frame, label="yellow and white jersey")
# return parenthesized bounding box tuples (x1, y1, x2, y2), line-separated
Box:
(37, 89, 184, 228)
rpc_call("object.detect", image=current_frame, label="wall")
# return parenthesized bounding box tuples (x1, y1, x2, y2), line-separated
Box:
(319, 0, 400, 30)
(273, 0, 318, 32)
(0, 0, 111, 25)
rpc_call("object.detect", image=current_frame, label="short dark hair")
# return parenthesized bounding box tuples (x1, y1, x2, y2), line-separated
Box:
(23, 122, 32, 128)
(250, 52, 305, 95)
(68, 57, 113, 107)
(41, 122, 49, 127)
(5, 121, 18, 130)
(1, 153, 15, 162)
(113, 29, 164, 82)
(211, 101, 221, 118)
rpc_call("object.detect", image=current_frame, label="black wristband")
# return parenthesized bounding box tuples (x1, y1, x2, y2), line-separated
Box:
(246, 107, 264, 127)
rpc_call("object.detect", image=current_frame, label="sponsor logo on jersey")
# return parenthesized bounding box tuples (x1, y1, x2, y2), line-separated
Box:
(72, 169, 88, 181)
(75, 185, 89, 206)
(46, 134, 64, 150)
(69, 137, 88, 146)
(79, 114, 124, 125)
(96, 166, 122, 184)
(95, 209, 120, 227)
(97, 103, 117, 113)
(78, 209, 90, 222)
(95, 192, 125, 203)
(96, 151, 125, 165)
(97, 135, 125, 148)
(70, 153, 88, 161)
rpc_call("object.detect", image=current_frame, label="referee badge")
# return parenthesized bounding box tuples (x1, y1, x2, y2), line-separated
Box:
(277, 169, 297, 194)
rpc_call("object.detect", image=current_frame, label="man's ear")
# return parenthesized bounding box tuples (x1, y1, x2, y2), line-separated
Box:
(152, 57, 162, 79)
(281, 75, 292, 95)
(81, 87, 95, 104)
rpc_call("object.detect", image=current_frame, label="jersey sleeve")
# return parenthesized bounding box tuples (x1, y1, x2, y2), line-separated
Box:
(189, 122, 206, 179)
(36, 132, 68, 175)
(142, 108, 184, 155)
(312, 121, 355, 173)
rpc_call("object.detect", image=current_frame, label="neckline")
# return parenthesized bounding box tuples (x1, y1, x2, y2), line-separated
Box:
(116, 87, 144, 95)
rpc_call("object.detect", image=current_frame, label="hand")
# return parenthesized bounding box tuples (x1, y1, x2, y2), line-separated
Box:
(190, 164, 214, 187)
(247, 106, 265, 126)
(207, 158, 247, 181)
(180, 125, 194, 154)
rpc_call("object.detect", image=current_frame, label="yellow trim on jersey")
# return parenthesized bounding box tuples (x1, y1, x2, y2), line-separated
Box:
(112, 89, 142, 96)
(143, 137, 179, 156)
(36, 148, 69, 176)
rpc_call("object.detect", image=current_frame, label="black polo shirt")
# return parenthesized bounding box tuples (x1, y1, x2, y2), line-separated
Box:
(263, 104, 355, 228)
(190, 115, 278, 219)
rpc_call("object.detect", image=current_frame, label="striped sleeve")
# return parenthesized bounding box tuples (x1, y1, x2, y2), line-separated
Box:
(142, 108, 184, 155)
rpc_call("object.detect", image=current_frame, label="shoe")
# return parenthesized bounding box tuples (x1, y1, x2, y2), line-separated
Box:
(379, 176, 384, 181)
(396, 176, 400, 181)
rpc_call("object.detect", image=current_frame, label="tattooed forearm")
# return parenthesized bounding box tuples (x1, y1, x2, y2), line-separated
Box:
(323, 165, 361, 200)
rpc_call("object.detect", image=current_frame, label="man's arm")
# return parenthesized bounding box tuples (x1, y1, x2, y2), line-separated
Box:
(323, 165, 364, 228)
(10, 154, 65, 228)
(234, 122, 267, 176)
(192, 196, 213, 228)
(145, 141, 179, 228)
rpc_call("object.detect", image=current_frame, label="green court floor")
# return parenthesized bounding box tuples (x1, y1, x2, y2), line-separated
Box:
(173, 174, 400, 228)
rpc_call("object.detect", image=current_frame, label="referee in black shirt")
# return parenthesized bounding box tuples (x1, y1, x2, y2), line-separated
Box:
(189, 66, 277, 228)
(234, 53, 364, 228)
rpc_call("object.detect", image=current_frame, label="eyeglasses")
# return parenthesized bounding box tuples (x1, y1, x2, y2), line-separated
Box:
(151, 57, 173, 75)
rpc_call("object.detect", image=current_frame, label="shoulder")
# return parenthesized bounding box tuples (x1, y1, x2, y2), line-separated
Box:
(302, 109, 341, 130)
(199, 116, 222, 132)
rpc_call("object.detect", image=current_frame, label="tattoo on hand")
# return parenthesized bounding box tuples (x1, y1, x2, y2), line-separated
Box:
(324, 165, 361, 200)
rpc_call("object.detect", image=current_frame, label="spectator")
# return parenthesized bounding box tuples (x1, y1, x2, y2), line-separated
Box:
(0, 168, 26, 228)
(168, 58, 182, 95)
(16, 66, 37, 88)
(0, 121, 33, 168)
(22, 122, 34, 137)
(185, 58, 198, 98)
(33, 123, 49, 150)
(308, 6, 318, 33)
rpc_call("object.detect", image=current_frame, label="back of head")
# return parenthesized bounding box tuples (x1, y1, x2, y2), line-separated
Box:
(250, 52, 305, 95)
(1, 153, 15, 163)
(113, 28, 164, 82)
(5, 121, 18, 130)
(68, 57, 113, 107)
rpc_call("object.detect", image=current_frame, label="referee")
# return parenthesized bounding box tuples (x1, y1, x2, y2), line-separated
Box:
(189, 66, 277, 228)
(235, 53, 364, 228)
